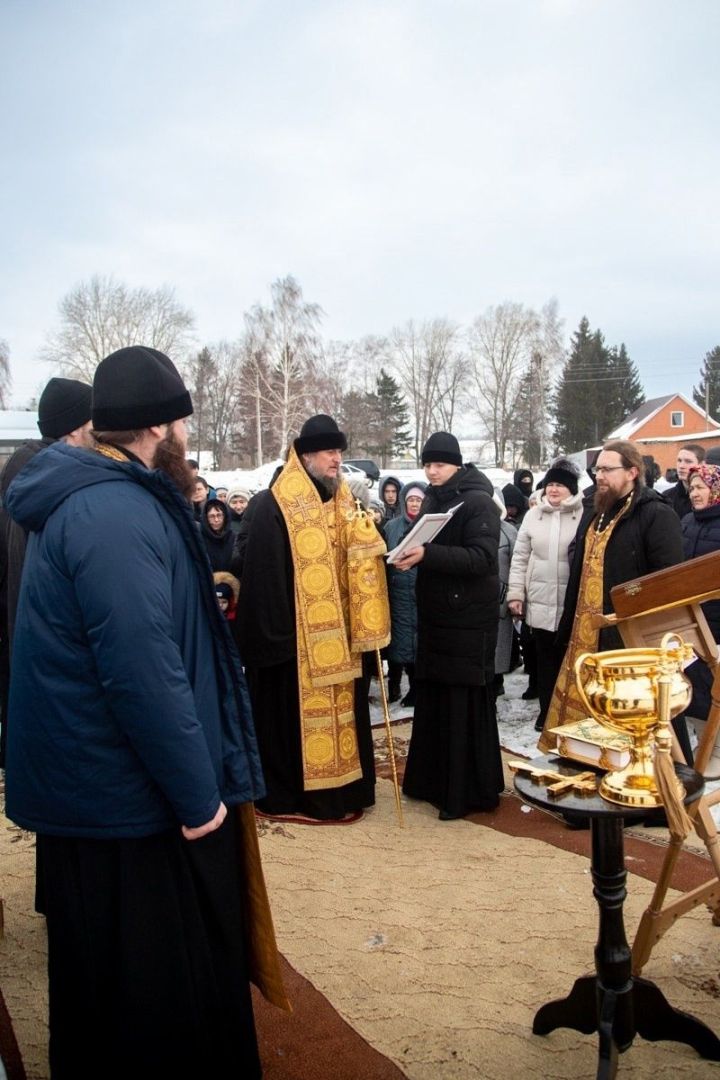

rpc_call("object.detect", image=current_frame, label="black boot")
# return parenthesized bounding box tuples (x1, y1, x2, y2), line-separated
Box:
(387, 662, 402, 703)
(401, 665, 416, 707)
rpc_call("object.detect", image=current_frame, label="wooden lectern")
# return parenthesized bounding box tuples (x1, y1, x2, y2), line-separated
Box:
(595, 549, 720, 974)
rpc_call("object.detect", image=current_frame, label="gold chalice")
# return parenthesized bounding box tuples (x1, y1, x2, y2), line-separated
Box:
(575, 634, 694, 808)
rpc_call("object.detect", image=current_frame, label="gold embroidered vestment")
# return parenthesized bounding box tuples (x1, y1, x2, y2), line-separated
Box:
(539, 503, 630, 753)
(272, 449, 391, 790)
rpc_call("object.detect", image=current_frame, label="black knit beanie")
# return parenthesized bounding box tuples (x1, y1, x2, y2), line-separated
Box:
(92, 346, 193, 431)
(294, 414, 347, 455)
(37, 377, 92, 438)
(421, 431, 462, 467)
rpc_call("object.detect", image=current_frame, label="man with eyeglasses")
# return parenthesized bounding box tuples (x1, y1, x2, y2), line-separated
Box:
(538, 438, 691, 762)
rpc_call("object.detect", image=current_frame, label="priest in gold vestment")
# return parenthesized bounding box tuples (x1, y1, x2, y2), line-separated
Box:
(538, 438, 689, 759)
(233, 415, 390, 821)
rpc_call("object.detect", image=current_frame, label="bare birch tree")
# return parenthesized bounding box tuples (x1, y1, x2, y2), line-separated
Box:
(530, 298, 564, 463)
(390, 318, 463, 461)
(468, 302, 539, 466)
(0, 339, 11, 408)
(42, 275, 195, 381)
(242, 276, 323, 457)
(183, 343, 245, 467)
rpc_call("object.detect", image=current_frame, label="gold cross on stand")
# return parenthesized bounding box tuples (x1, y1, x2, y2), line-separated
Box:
(508, 761, 598, 798)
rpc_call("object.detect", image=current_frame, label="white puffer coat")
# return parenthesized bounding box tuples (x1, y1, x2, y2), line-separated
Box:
(506, 490, 584, 632)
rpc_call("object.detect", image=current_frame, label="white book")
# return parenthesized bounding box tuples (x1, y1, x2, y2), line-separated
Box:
(548, 717, 632, 771)
(385, 503, 463, 565)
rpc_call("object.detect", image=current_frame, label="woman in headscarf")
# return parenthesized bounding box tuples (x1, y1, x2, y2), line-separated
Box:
(399, 433, 504, 820)
(678, 462, 720, 776)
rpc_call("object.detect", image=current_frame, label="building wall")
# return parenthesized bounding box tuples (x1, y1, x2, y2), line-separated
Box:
(635, 435, 720, 476)
(623, 398, 719, 475)
(634, 398, 715, 440)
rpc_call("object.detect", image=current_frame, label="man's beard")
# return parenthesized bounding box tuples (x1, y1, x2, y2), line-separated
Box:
(153, 430, 195, 500)
(594, 487, 622, 515)
(304, 459, 341, 496)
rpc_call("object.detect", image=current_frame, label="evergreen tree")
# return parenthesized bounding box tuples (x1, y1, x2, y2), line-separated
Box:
(367, 369, 412, 466)
(553, 318, 606, 450)
(692, 346, 720, 421)
(337, 389, 376, 456)
(604, 343, 644, 433)
(552, 318, 644, 452)
(185, 347, 215, 461)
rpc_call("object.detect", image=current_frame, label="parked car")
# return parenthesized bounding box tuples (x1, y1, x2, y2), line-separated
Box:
(343, 458, 380, 484)
(340, 463, 371, 486)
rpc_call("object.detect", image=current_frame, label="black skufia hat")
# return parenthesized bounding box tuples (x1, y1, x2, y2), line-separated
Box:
(92, 346, 193, 431)
(37, 377, 92, 438)
(294, 414, 348, 455)
(421, 431, 462, 467)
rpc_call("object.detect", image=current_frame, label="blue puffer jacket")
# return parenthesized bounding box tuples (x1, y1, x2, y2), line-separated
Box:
(384, 481, 428, 664)
(4, 443, 265, 838)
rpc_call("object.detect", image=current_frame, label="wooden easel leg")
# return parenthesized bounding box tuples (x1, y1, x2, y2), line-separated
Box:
(632, 797, 720, 974)
(631, 837, 683, 975)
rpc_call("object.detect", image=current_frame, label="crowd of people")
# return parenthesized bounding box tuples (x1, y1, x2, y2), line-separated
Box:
(0, 348, 717, 1074)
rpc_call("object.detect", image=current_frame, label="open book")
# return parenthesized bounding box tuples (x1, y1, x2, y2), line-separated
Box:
(385, 503, 463, 565)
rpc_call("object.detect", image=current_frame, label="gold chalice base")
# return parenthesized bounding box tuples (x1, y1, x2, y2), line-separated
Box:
(599, 763, 687, 809)
(599, 762, 663, 809)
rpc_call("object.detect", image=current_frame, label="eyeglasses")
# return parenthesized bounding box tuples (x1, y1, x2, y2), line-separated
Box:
(594, 465, 627, 475)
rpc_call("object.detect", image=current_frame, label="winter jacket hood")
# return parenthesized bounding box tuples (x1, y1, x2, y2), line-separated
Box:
(6, 441, 135, 532)
(379, 475, 403, 518)
(513, 468, 534, 494)
(397, 479, 428, 520)
(536, 489, 584, 516)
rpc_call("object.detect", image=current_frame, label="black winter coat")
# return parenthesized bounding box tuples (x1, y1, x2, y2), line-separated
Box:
(232, 486, 318, 668)
(0, 437, 55, 646)
(414, 465, 500, 685)
(681, 505, 720, 640)
(664, 480, 692, 520)
(558, 485, 683, 651)
(680, 504, 720, 720)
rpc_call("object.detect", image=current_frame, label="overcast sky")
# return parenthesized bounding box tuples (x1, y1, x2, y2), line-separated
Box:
(2, 0, 719, 408)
